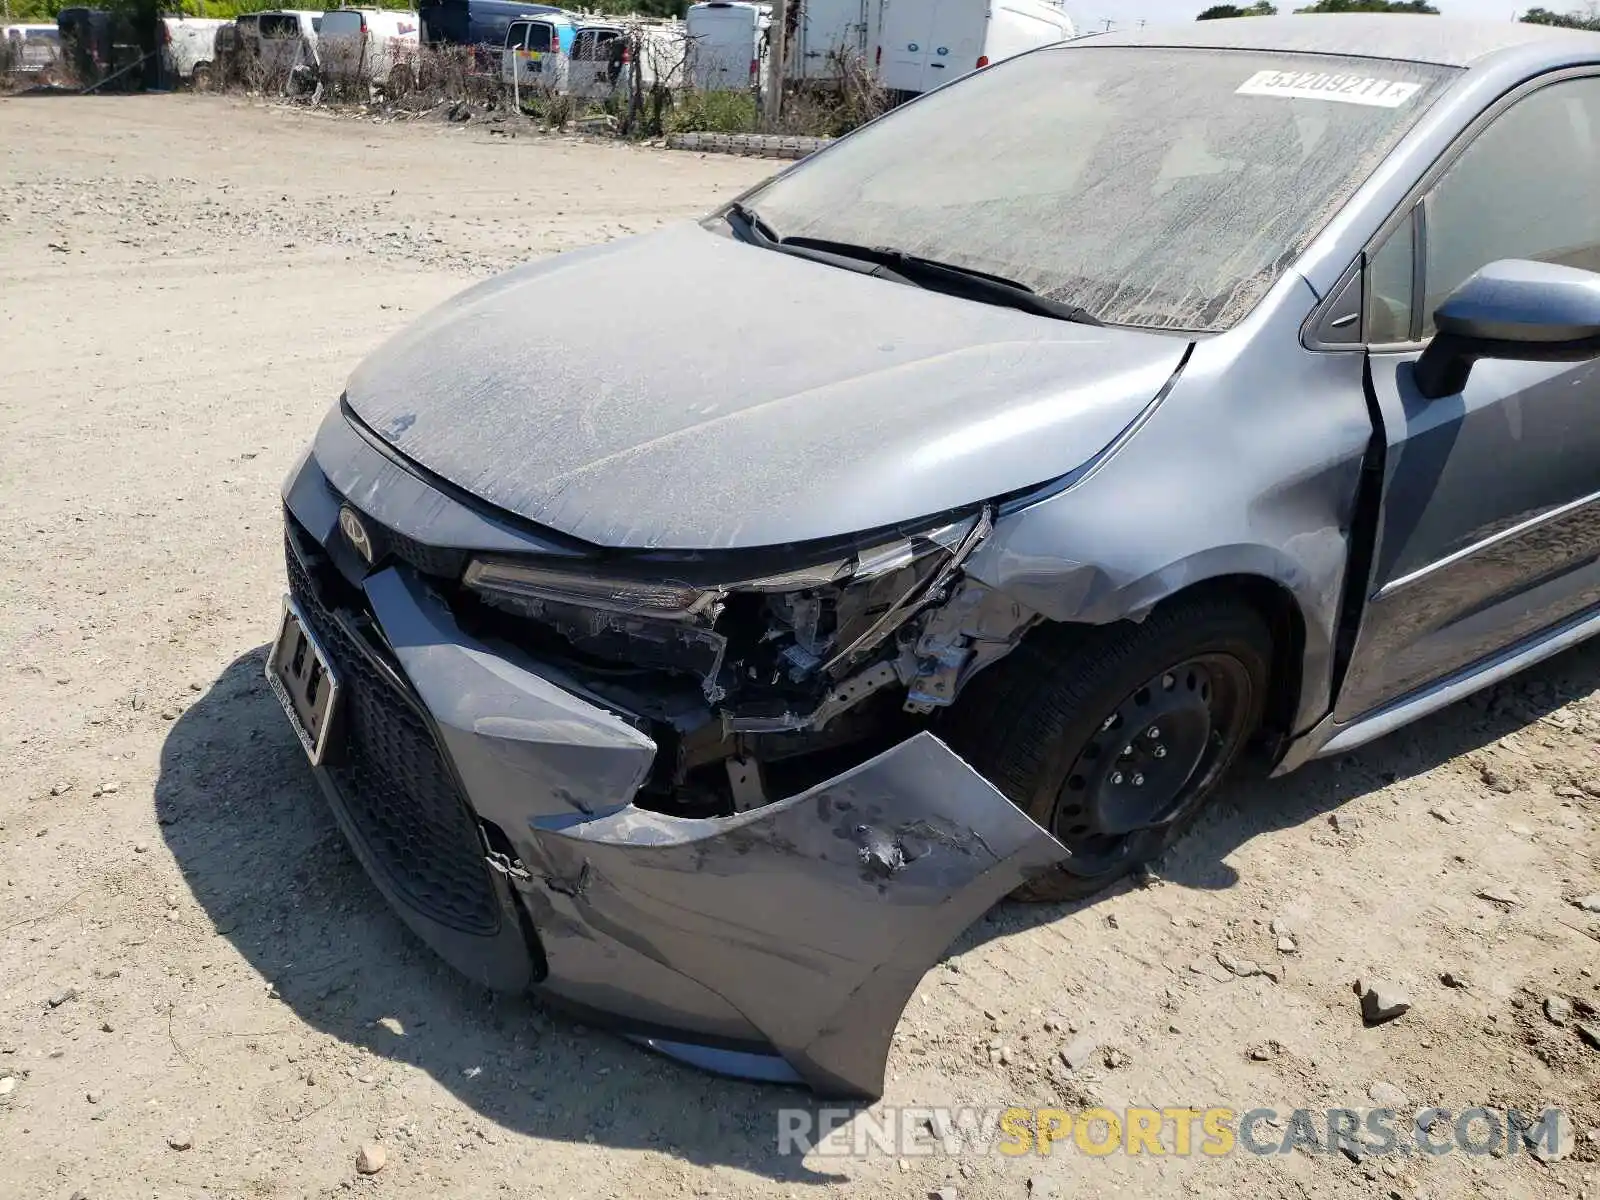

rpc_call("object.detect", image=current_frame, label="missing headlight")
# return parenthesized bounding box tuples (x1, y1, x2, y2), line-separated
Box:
(460, 509, 991, 720)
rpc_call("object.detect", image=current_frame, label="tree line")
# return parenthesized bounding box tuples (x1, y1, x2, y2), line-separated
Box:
(1196, 0, 1600, 23)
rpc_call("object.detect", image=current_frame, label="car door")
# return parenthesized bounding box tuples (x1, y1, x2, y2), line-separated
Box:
(520, 19, 555, 84)
(501, 19, 524, 82)
(1334, 70, 1600, 723)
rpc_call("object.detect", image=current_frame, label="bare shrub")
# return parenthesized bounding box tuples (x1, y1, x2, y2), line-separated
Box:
(772, 49, 888, 136)
(412, 43, 504, 107)
(232, 48, 305, 98)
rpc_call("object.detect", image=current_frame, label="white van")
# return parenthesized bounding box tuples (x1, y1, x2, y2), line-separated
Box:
(566, 21, 623, 98)
(158, 16, 229, 88)
(566, 22, 692, 98)
(500, 12, 577, 92)
(255, 9, 321, 86)
(319, 8, 421, 92)
(2, 24, 62, 76)
(877, 0, 1071, 96)
(686, 1, 768, 93)
(787, 0, 880, 83)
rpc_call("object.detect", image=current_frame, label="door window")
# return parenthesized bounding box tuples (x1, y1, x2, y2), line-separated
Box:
(1364, 209, 1415, 344)
(573, 29, 616, 61)
(1420, 76, 1600, 337)
(526, 23, 554, 53)
(259, 15, 301, 38)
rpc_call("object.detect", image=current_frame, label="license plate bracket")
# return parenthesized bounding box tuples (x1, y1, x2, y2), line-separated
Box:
(266, 596, 343, 765)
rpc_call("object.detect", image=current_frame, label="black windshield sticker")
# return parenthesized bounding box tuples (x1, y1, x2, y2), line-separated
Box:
(1237, 69, 1421, 108)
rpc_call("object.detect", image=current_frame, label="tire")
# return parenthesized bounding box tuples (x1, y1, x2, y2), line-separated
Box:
(944, 595, 1271, 902)
(191, 62, 212, 92)
(385, 64, 413, 98)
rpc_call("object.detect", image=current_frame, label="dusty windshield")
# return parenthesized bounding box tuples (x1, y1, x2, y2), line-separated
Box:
(742, 47, 1455, 331)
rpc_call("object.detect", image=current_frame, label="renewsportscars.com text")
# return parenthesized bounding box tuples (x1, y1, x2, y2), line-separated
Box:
(777, 1105, 1569, 1159)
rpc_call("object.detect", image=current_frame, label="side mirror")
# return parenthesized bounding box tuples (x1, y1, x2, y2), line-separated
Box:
(1412, 259, 1600, 399)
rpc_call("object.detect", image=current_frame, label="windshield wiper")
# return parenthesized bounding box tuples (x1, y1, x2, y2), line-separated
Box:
(723, 205, 1101, 327)
(786, 236, 1105, 326)
(726, 201, 781, 245)
(725, 203, 913, 283)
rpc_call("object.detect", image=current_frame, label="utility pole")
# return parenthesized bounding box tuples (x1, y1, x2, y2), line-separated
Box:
(764, 0, 788, 130)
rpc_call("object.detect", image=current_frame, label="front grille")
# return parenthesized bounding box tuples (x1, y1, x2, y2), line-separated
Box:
(285, 529, 500, 936)
(381, 525, 468, 580)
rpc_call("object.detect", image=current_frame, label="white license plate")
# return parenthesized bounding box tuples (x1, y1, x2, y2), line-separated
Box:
(266, 596, 342, 765)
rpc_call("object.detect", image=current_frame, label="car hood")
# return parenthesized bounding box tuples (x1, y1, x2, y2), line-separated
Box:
(343, 223, 1189, 551)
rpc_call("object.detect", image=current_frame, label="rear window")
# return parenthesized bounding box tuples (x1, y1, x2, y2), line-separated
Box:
(525, 22, 553, 52)
(320, 11, 364, 37)
(259, 14, 301, 37)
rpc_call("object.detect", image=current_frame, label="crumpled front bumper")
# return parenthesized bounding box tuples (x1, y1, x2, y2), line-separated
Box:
(280, 452, 1068, 1099)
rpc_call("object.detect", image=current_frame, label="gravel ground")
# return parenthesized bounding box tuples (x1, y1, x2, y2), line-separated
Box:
(2, 94, 1598, 1200)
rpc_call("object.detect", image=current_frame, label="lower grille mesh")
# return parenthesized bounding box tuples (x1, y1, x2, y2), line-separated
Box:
(285, 533, 500, 936)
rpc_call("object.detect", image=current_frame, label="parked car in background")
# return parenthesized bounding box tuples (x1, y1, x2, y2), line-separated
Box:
(566, 20, 690, 98)
(320, 7, 421, 94)
(255, 9, 321, 91)
(877, 0, 1074, 97)
(272, 15, 1600, 1102)
(565, 20, 623, 96)
(234, 11, 263, 56)
(2, 24, 62, 79)
(56, 7, 139, 85)
(500, 11, 578, 90)
(214, 13, 258, 87)
(421, 0, 562, 75)
(686, 0, 768, 92)
(787, 0, 873, 83)
(159, 16, 229, 89)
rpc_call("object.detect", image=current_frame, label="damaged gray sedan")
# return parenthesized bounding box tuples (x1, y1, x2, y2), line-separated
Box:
(268, 15, 1600, 1098)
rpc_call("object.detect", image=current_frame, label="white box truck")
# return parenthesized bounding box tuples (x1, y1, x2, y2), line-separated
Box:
(876, 0, 1071, 97)
(787, 0, 882, 83)
(686, 1, 769, 93)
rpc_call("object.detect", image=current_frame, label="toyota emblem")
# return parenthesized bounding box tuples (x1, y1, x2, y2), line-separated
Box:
(339, 506, 375, 564)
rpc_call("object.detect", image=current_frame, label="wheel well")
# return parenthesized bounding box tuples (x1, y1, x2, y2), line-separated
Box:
(1147, 575, 1304, 749)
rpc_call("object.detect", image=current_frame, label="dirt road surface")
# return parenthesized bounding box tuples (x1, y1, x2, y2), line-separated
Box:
(2, 96, 1598, 1200)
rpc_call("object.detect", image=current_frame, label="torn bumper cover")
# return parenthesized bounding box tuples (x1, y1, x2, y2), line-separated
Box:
(276, 507, 1066, 1099)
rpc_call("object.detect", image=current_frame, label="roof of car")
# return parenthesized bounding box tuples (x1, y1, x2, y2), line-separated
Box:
(1079, 14, 1600, 70)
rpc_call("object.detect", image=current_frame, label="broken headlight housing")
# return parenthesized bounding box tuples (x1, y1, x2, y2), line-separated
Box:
(460, 510, 991, 713)
(461, 560, 720, 621)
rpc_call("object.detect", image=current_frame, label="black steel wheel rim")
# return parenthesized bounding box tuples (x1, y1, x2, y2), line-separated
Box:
(1052, 654, 1252, 875)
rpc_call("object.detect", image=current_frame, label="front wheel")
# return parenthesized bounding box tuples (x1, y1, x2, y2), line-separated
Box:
(944, 596, 1271, 901)
(191, 62, 213, 92)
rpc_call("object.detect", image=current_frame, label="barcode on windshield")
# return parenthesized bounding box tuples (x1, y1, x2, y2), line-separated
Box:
(1236, 69, 1422, 108)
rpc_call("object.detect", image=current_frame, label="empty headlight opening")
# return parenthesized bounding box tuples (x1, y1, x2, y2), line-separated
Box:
(454, 507, 1036, 815)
